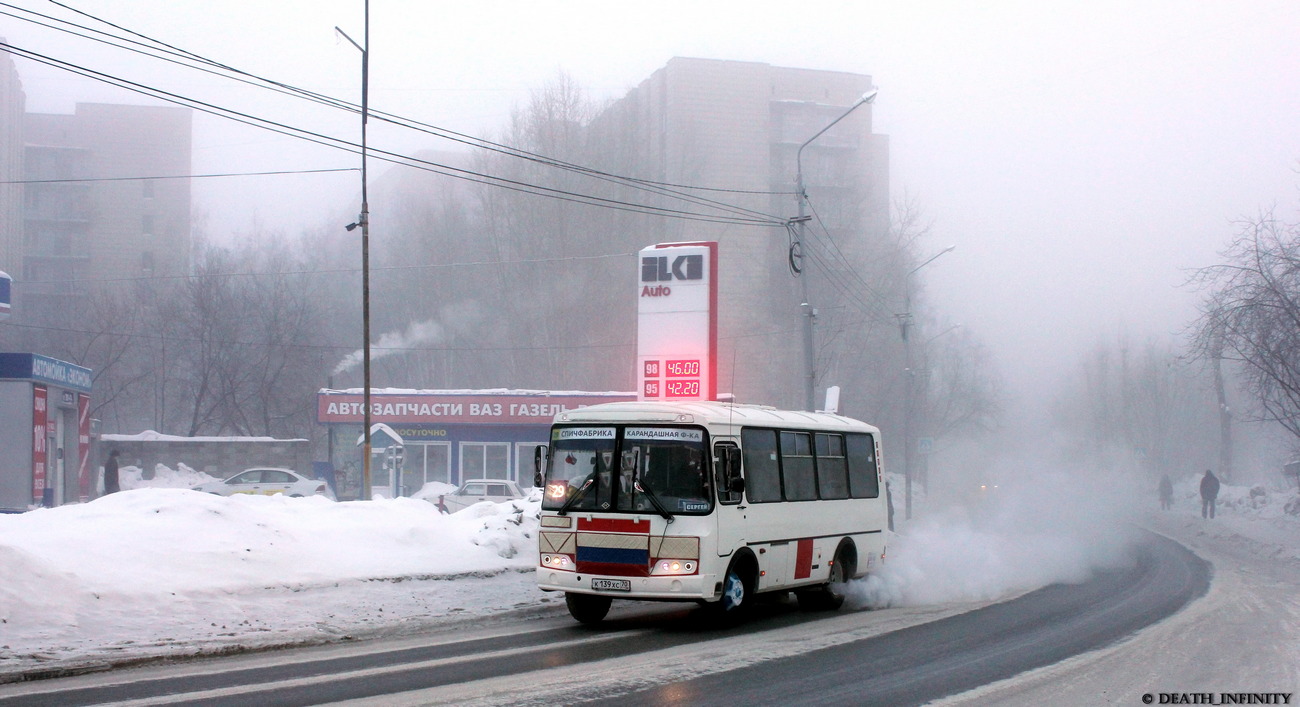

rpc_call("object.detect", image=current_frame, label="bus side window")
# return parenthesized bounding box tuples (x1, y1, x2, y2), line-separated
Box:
(714, 442, 743, 504)
(740, 428, 782, 503)
(846, 433, 880, 499)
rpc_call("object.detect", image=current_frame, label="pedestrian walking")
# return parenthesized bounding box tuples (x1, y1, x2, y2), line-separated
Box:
(1158, 474, 1173, 511)
(103, 449, 121, 495)
(1199, 469, 1220, 519)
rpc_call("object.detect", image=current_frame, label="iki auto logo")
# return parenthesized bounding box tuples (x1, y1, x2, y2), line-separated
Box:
(640, 254, 703, 297)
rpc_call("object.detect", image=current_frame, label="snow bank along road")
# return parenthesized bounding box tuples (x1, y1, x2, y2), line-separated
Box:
(0, 530, 1208, 707)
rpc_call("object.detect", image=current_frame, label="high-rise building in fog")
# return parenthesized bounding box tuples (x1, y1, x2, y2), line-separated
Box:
(0, 50, 193, 323)
(21, 103, 192, 312)
(591, 57, 889, 410)
(0, 44, 24, 274)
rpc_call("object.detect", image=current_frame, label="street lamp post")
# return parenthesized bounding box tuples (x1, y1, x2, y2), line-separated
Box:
(336, 2, 372, 500)
(899, 245, 955, 519)
(914, 322, 960, 496)
(793, 89, 878, 412)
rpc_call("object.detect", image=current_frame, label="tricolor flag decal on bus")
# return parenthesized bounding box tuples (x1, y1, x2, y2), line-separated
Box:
(575, 517, 650, 576)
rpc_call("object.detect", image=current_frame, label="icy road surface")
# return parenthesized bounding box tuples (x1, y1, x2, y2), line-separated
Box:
(1, 468, 1297, 701)
(939, 511, 1300, 704)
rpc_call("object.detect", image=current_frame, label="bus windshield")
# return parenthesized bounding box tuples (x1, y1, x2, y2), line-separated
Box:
(542, 426, 712, 515)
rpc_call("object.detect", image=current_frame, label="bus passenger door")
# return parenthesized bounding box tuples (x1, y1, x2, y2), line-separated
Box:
(713, 440, 745, 556)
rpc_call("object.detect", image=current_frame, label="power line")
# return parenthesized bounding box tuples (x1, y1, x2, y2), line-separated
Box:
(13, 251, 636, 286)
(0, 167, 357, 185)
(2, 311, 888, 354)
(0, 319, 635, 354)
(803, 195, 896, 319)
(2, 37, 781, 228)
(8, 36, 784, 227)
(0, 2, 791, 222)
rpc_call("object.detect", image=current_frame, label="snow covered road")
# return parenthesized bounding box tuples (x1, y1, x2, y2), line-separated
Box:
(940, 511, 1300, 705)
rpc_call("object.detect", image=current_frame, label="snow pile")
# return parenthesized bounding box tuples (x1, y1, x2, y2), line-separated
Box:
(102, 430, 296, 442)
(1156, 474, 1300, 561)
(409, 480, 458, 503)
(1287, 494, 1300, 517)
(1163, 472, 1300, 518)
(850, 470, 1141, 609)
(120, 463, 220, 490)
(0, 489, 540, 667)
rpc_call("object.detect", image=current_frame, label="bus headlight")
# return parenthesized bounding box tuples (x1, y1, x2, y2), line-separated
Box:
(540, 553, 575, 571)
(651, 559, 697, 576)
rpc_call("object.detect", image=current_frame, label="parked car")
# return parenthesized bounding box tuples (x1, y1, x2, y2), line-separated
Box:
(437, 479, 527, 513)
(193, 468, 334, 500)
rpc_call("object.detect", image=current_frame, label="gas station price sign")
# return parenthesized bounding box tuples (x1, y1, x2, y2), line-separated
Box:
(641, 359, 702, 399)
(636, 243, 717, 402)
(665, 359, 700, 377)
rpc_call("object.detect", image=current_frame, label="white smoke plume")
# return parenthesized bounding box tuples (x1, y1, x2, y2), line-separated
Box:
(848, 462, 1144, 610)
(332, 319, 446, 376)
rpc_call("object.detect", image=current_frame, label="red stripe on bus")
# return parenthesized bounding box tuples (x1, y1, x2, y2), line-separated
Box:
(578, 517, 649, 534)
(795, 538, 814, 579)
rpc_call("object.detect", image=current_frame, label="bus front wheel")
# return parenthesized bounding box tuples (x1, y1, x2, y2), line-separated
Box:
(565, 592, 613, 624)
(710, 555, 756, 619)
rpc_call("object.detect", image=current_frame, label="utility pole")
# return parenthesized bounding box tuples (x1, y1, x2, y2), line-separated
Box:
(792, 89, 877, 411)
(898, 245, 955, 519)
(337, 0, 371, 499)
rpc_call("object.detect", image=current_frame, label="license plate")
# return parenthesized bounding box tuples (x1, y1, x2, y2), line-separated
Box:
(592, 578, 631, 592)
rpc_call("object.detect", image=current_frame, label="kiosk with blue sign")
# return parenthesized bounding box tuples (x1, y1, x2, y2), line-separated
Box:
(0, 353, 93, 511)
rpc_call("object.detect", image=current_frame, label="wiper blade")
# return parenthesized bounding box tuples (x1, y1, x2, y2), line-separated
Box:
(556, 478, 593, 516)
(634, 480, 674, 521)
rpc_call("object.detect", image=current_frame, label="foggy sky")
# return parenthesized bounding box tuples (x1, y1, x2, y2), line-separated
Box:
(5, 0, 1300, 416)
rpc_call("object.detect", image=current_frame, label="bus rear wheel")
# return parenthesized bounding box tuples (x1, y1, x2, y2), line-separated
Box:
(565, 592, 613, 624)
(797, 548, 852, 611)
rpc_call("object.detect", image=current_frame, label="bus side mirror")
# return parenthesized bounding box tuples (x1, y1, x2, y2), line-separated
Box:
(729, 476, 745, 493)
(533, 445, 549, 487)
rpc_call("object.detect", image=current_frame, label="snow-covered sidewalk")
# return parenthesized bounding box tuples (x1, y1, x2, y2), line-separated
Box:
(0, 488, 544, 680)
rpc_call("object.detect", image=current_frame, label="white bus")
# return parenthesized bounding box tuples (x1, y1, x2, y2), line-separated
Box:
(535, 400, 889, 624)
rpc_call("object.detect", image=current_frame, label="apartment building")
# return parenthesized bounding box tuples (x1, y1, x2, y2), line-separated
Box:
(21, 103, 191, 311)
(0, 44, 23, 274)
(591, 57, 890, 409)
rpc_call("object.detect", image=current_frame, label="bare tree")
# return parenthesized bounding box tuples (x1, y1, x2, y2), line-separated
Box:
(916, 327, 1002, 440)
(6, 283, 153, 430)
(1192, 209, 1300, 442)
(1055, 332, 1220, 477)
(126, 236, 331, 437)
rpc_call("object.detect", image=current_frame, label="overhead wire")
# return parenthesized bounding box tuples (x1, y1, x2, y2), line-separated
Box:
(803, 195, 897, 317)
(789, 213, 890, 323)
(41, 0, 798, 204)
(13, 251, 637, 286)
(0, 319, 635, 355)
(2, 3, 912, 360)
(0, 3, 930, 414)
(1, 36, 779, 227)
(3, 311, 885, 354)
(0, 2, 790, 224)
(0, 167, 358, 184)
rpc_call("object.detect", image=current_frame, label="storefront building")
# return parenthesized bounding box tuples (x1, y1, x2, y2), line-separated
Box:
(317, 389, 635, 499)
(0, 353, 93, 512)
